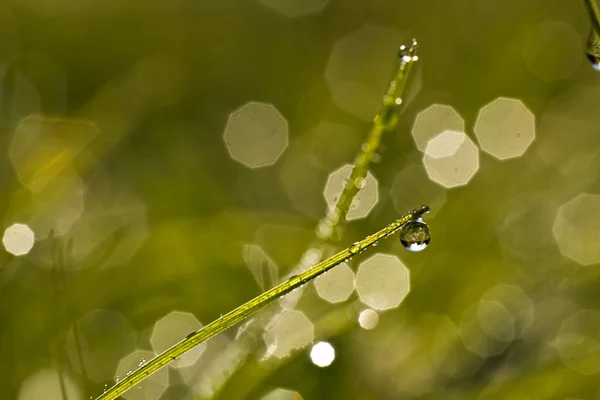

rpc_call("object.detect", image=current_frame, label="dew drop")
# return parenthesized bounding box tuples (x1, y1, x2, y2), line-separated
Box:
(399, 218, 430, 252)
(349, 242, 361, 254)
(586, 30, 600, 71)
(587, 52, 600, 71)
(354, 177, 366, 189)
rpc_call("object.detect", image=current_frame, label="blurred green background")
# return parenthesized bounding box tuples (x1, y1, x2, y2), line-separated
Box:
(2, 0, 600, 399)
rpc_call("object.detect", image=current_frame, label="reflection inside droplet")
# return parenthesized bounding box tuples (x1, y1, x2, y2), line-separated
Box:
(586, 29, 600, 71)
(399, 218, 430, 252)
(586, 52, 600, 71)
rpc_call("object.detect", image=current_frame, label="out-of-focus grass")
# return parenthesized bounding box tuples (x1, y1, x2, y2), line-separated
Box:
(2, 1, 600, 400)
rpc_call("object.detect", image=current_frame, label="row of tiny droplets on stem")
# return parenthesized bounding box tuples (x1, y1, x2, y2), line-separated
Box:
(318, 39, 419, 240)
(94, 40, 420, 400)
(94, 205, 429, 400)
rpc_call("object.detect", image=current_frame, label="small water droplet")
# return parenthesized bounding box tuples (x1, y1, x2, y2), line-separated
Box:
(399, 218, 430, 252)
(354, 177, 366, 189)
(349, 242, 361, 254)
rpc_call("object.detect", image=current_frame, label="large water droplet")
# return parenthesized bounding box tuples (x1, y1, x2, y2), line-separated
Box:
(349, 242, 361, 254)
(587, 52, 600, 71)
(399, 218, 430, 252)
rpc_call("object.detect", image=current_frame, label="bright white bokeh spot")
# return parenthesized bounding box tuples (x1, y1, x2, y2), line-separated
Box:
(522, 21, 582, 81)
(412, 104, 465, 152)
(263, 310, 314, 359)
(151, 311, 205, 368)
(323, 163, 379, 221)
(314, 262, 355, 303)
(116, 349, 168, 400)
(474, 97, 535, 160)
(355, 253, 410, 310)
(261, 388, 304, 400)
(223, 101, 288, 168)
(390, 164, 446, 218)
(310, 341, 335, 367)
(17, 369, 81, 400)
(65, 309, 137, 382)
(2, 223, 35, 256)
(324, 24, 404, 120)
(256, 0, 329, 17)
(554, 309, 600, 375)
(358, 309, 379, 330)
(553, 193, 600, 266)
(423, 131, 479, 188)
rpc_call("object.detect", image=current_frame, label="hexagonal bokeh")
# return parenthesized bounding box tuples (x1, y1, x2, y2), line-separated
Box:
(256, 0, 329, 17)
(355, 253, 410, 310)
(476, 300, 515, 343)
(65, 309, 137, 383)
(554, 309, 600, 375)
(358, 309, 379, 330)
(151, 311, 205, 368)
(263, 310, 314, 359)
(5, 174, 84, 239)
(9, 115, 98, 190)
(423, 131, 479, 188)
(325, 24, 404, 120)
(2, 223, 35, 256)
(459, 302, 511, 358)
(553, 193, 600, 266)
(262, 388, 304, 400)
(179, 334, 242, 398)
(314, 262, 354, 303)
(474, 97, 535, 160)
(17, 369, 81, 400)
(522, 21, 582, 81)
(116, 349, 168, 400)
(323, 164, 379, 221)
(68, 178, 148, 269)
(412, 104, 465, 152)
(310, 341, 335, 367)
(223, 101, 288, 168)
(430, 315, 484, 379)
(390, 163, 446, 218)
(481, 284, 534, 338)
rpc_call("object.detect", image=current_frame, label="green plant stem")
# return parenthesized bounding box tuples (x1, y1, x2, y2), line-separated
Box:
(210, 40, 421, 395)
(584, 0, 600, 38)
(95, 205, 429, 400)
(321, 39, 418, 237)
